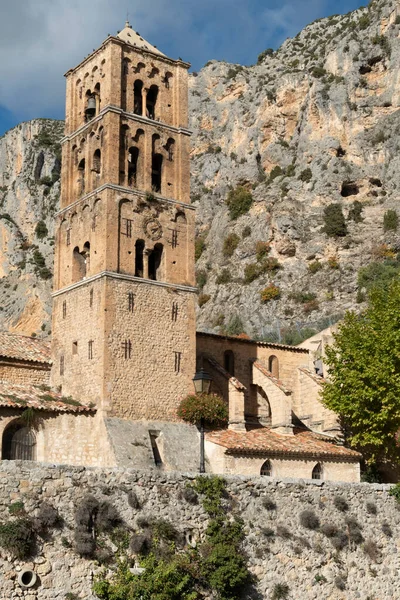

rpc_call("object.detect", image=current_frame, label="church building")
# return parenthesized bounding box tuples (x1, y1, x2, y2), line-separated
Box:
(0, 23, 361, 482)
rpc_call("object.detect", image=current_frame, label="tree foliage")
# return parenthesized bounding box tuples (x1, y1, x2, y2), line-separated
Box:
(323, 203, 348, 237)
(177, 394, 228, 427)
(322, 280, 400, 462)
(226, 187, 253, 220)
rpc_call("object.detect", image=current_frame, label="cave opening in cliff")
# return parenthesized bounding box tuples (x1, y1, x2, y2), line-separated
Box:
(370, 177, 382, 187)
(341, 181, 359, 197)
(336, 146, 346, 158)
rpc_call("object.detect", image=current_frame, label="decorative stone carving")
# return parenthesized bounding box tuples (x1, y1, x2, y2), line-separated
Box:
(143, 216, 163, 241)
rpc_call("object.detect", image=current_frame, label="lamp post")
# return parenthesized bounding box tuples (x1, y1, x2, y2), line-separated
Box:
(192, 370, 212, 474)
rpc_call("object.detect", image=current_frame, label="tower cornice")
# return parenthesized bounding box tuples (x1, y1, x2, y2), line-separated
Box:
(61, 105, 192, 144)
(52, 271, 197, 298)
(56, 184, 195, 218)
(64, 35, 190, 78)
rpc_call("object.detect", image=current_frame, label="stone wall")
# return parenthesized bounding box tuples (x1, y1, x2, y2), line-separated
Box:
(0, 360, 50, 386)
(0, 462, 398, 600)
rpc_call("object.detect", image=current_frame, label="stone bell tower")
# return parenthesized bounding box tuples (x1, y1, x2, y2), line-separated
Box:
(51, 22, 196, 422)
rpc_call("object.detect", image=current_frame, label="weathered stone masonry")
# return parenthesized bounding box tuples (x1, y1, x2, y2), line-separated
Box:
(1, 462, 399, 600)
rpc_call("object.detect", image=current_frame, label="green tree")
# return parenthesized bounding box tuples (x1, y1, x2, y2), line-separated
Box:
(383, 209, 398, 232)
(226, 187, 253, 220)
(322, 280, 400, 463)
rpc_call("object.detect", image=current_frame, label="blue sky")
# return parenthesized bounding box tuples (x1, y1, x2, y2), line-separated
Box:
(0, 0, 367, 137)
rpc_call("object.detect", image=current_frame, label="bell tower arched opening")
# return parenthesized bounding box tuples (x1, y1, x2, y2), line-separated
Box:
(146, 85, 159, 119)
(134, 80, 143, 115)
(148, 243, 163, 281)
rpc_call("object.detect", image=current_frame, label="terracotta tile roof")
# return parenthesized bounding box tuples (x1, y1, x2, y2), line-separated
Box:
(205, 355, 247, 391)
(253, 361, 292, 394)
(196, 331, 310, 353)
(0, 381, 95, 414)
(0, 331, 51, 364)
(206, 427, 361, 461)
(299, 367, 325, 386)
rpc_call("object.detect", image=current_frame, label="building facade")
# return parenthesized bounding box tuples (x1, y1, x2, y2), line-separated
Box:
(0, 24, 361, 482)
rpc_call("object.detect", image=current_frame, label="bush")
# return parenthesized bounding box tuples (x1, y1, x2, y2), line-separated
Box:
(333, 496, 349, 512)
(289, 291, 316, 303)
(299, 510, 320, 530)
(363, 539, 380, 562)
(358, 260, 400, 293)
(35, 220, 48, 240)
(195, 235, 206, 261)
(262, 497, 277, 511)
(0, 518, 35, 559)
(260, 284, 281, 303)
(8, 501, 25, 516)
(358, 14, 370, 29)
(320, 523, 339, 538)
(382, 521, 392, 537)
(130, 532, 152, 554)
(268, 166, 284, 183)
(366, 501, 377, 515)
(299, 168, 313, 182)
(216, 269, 232, 285)
(348, 200, 363, 223)
(323, 203, 348, 237)
(244, 257, 282, 284)
(35, 503, 61, 532)
(328, 256, 340, 269)
(242, 225, 251, 238)
(308, 260, 322, 274)
(383, 209, 398, 232)
(244, 263, 260, 284)
(226, 186, 254, 220)
(258, 48, 274, 63)
(272, 583, 290, 599)
(335, 576, 346, 591)
(256, 241, 270, 260)
(198, 293, 211, 307)
(223, 233, 240, 257)
(177, 393, 228, 427)
(196, 269, 207, 289)
(127, 491, 140, 510)
(225, 314, 245, 336)
(331, 531, 348, 550)
(346, 517, 363, 545)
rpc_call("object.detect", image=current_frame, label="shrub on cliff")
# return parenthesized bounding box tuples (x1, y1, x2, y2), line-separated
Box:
(323, 203, 348, 237)
(383, 209, 398, 232)
(223, 233, 240, 257)
(226, 186, 253, 220)
(0, 518, 35, 559)
(177, 393, 228, 428)
(260, 284, 281, 303)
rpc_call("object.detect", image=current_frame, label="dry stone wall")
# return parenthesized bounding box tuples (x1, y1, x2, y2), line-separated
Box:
(0, 461, 399, 600)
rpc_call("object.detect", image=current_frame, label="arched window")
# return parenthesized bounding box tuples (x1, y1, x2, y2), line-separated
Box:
(152, 154, 163, 193)
(224, 350, 235, 376)
(2, 422, 36, 461)
(268, 355, 279, 379)
(165, 138, 175, 161)
(78, 158, 86, 195)
(85, 92, 96, 121)
(146, 85, 159, 119)
(135, 240, 145, 277)
(164, 72, 173, 89)
(134, 80, 143, 115)
(148, 243, 163, 281)
(260, 460, 272, 477)
(92, 149, 101, 174)
(128, 147, 139, 187)
(73, 246, 87, 281)
(312, 463, 323, 480)
(175, 212, 186, 224)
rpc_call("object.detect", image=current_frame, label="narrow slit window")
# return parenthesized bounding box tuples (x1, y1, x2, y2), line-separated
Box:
(171, 230, 178, 249)
(72, 341, 78, 355)
(172, 302, 178, 322)
(60, 355, 65, 376)
(174, 351, 182, 374)
(88, 340, 94, 360)
(128, 292, 135, 313)
(90, 289, 94, 308)
(123, 339, 132, 359)
(122, 218, 133, 237)
(66, 230, 71, 246)
(62, 300, 67, 319)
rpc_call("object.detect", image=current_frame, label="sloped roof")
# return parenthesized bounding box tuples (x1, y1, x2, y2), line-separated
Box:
(205, 355, 247, 391)
(207, 427, 361, 461)
(117, 21, 165, 56)
(0, 381, 94, 414)
(299, 367, 325, 386)
(0, 331, 51, 365)
(197, 331, 309, 353)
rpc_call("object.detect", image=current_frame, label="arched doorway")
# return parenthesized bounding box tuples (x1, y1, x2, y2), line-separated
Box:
(2, 422, 37, 461)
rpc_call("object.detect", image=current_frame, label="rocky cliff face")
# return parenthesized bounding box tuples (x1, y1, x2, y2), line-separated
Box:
(2, 0, 400, 340)
(0, 120, 62, 336)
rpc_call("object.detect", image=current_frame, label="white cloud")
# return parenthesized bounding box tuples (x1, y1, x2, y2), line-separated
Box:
(0, 0, 360, 124)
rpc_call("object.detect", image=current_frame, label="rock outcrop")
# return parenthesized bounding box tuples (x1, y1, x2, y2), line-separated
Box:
(2, 0, 400, 340)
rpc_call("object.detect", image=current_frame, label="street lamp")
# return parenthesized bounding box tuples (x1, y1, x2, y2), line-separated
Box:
(193, 369, 212, 395)
(192, 369, 212, 474)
